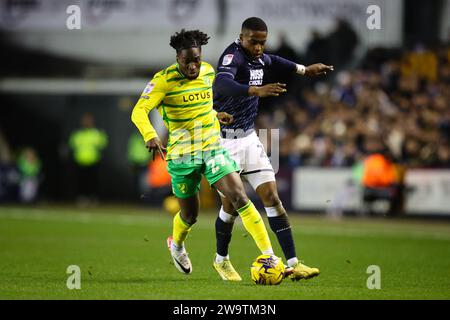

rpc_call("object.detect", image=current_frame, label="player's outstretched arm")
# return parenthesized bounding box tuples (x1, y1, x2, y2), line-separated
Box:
(268, 54, 334, 77)
(131, 76, 167, 160)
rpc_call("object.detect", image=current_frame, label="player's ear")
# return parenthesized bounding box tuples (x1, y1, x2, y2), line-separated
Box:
(239, 33, 243, 41)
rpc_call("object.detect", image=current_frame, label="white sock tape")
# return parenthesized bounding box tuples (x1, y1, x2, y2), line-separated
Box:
(219, 206, 237, 223)
(264, 203, 286, 217)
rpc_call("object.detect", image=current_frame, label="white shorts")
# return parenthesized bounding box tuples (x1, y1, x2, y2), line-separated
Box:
(220, 131, 275, 191)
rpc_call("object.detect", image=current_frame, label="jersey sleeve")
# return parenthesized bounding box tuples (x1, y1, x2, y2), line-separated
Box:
(266, 54, 297, 74)
(214, 50, 250, 96)
(216, 50, 240, 78)
(131, 73, 167, 142)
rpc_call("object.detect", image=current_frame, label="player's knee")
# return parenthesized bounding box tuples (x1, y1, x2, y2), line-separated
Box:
(180, 210, 198, 226)
(260, 190, 281, 208)
(227, 189, 249, 209)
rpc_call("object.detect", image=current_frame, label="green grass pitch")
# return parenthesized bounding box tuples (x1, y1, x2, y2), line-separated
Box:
(0, 205, 449, 299)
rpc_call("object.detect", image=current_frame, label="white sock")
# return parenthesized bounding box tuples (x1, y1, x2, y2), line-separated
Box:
(171, 241, 184, 252)
(264, 202, 286, 217)
(287, 257, 299, 267)
(215, 253, 229, 263)
(219, 206, 237, 223)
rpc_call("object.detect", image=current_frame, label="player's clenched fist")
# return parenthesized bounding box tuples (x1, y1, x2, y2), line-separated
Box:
(249, 83, 287, 97)
(145, 136, 166, 160)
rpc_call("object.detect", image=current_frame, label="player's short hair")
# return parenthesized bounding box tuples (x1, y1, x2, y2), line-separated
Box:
(241, 17, 268, 32)
(169, 29, 210, 53)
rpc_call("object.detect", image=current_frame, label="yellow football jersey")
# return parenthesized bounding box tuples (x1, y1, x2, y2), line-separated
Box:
(131, 62, 220, 160)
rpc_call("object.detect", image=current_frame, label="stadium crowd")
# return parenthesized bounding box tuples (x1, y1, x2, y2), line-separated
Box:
(259, 41, 450, 170)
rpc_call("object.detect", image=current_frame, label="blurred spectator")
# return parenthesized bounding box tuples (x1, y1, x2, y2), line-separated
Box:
(17, 147, 41, 203)
(430, 144, 450, 168)
(401, 43, 438, 82)
(326, 18, 359, 68)
(142, 153, 172, 206)
(332, 71, 357, 107)
(331, 141, 357, 167)
(69, 113, 108, 206)
(146, 154, 171, 193)
(304, 30, 329, 65)
(361, 151, 403, 216)
(0, 131, 19, 202)
(272, 32, 299, 64)
(127, 131, 151, 198)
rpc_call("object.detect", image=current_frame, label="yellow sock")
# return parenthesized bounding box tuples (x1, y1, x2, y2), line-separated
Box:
(172, 211, 192, 247)
(237, 201, 273, 254)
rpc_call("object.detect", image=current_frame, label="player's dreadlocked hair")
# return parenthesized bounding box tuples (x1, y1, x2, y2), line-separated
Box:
(241, 17, 268, 32)
(169, 29, 210, 53)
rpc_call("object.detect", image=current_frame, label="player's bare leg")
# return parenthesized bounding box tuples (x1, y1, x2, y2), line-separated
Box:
(213, 171, 249, 209)
(168, 194, 200, 274)
(177, 194, 200, 225)
(256, 181, 320, 280)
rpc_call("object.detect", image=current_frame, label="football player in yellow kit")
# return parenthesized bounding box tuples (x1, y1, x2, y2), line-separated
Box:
(131, 29, 278, 277)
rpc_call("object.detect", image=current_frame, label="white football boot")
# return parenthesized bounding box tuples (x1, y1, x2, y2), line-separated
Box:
(167, 236, 192, 274)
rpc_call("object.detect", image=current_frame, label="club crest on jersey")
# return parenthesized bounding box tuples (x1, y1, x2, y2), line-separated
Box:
(249, 69, 264, 86)
(143, 82, 155, 94)
(222, 54, 234, 66)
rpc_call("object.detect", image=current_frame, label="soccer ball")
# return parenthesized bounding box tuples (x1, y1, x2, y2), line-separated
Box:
(250, 254, 285, 285)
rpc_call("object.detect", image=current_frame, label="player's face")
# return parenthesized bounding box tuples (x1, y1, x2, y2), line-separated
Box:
(240, 29, 267, 59)
(177, 47, 202, 79)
